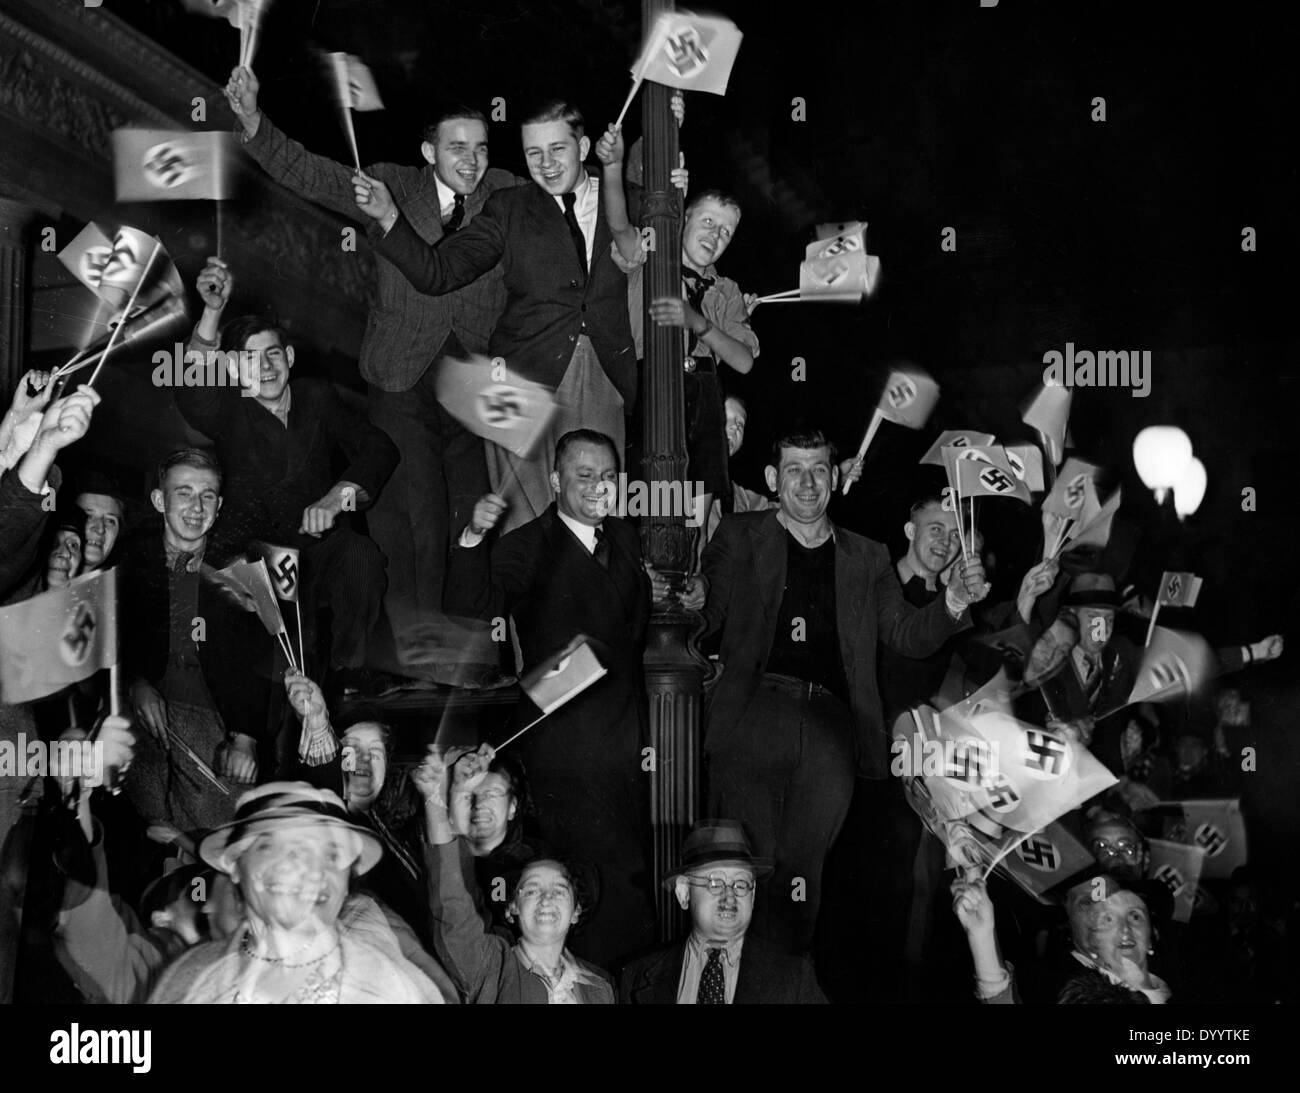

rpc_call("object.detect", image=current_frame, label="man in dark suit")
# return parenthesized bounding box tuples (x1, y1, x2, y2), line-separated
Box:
(700, 426, 991, 955)
(117, 449, 274, 832)
(445, 429, 657, 967)
(225, 65, 519, 665)
(179, 261, 399, 680)
(620, 820, 826, 1004)
(353, 101, 637, 534)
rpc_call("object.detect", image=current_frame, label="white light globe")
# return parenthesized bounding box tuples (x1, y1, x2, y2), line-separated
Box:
(1173, 457, 1207, 519)
(1133, 427, 1194, 504)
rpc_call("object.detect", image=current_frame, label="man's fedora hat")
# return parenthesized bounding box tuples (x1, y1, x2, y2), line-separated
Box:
(1062, 572, 1122, 610)
(661, 819, 774, 889)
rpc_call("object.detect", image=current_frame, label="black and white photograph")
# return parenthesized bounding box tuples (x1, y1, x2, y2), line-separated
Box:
(0, 0, 1294, 1063)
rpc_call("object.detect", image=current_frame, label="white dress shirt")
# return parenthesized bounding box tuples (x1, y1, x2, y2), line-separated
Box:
(557, 509, 599, 553)
(433, 173, 458, 222)
(552, 172, 598, 267)
(676, 932, 744, 1004)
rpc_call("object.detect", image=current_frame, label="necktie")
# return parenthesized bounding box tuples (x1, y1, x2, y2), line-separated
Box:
(1082, 655, 1103, 705)
(697, 947, 726, 1004)
(681, 268, 716, 354)
(562, 191, 588, 280)
(681, 267, 715, 313)
(443, 192, 465, 233)
(172, 550, 194, 574)
(593, 524, 610, 570)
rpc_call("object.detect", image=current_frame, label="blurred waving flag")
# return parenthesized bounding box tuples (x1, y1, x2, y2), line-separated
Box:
(436, 354, 557, 459)
(520, 638, 607, 716)
(1152, 799, 1247, 881)
(1021, 381, 1073, 467)
(876, 367, 939, 430)
(327, 52, 385, 111)
(0, 569, 118, 704)
(1066, 485, 1122, 551)
(798, 223, 881, 299)
(633, 11, 744, 95)
(1005, 444, 1045, 492)
(1120, 626, 1214, 708)
(113, 129, 235, 202)
(58, 223, 183, 315)
(1148, 838, 1207, 923)
(919, 430, 995, 467)
(1041, 456, 1101, 519)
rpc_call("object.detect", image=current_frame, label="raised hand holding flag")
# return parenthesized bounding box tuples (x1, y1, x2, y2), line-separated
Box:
(843, 366, 939, 495)
(616, 11, 744, 125)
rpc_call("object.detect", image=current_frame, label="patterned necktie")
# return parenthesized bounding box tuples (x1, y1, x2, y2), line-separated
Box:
(1082, 655, 1103, 705)
(697, 947, 726, 1004)
(443, 192, 465, 233)
(593, 524, 610, 570)
(562, 191, 589, 280)
(172, 550, 194, 574)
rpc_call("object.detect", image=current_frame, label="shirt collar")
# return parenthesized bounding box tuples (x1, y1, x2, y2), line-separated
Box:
(557, 508, 600, 552)
(776, 510, 835, 548)
(687, 930, 745, 967)
(433, 172, 457, 217)
(1070, 950, 1171, 1003)
(555, 171, 596, 211)
(164, 541, 205, 572)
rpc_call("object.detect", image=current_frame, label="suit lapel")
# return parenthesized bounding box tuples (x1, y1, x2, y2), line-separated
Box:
(633, 946, 686, 1005)
(751, 512, 788, 635)
(833, 527, 869, 678)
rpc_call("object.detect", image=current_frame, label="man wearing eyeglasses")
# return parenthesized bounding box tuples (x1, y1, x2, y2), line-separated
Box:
(618, 820, 826, 1004)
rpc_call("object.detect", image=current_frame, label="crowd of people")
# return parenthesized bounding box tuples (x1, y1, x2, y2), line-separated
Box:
(0, 61, 1293, 1006)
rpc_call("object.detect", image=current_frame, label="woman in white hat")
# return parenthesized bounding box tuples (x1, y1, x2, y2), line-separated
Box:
(149, 782, 445, 1003)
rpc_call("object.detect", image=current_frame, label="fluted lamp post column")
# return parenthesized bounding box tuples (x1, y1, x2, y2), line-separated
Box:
(637, 0, 708, 941)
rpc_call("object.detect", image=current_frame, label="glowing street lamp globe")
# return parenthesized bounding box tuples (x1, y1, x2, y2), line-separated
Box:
(1173, 456, 1207, 519)
(1132, 426, 1193, 505)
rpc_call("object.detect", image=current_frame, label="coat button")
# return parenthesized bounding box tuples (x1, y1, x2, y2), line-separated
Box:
(581, 304, 588, 312)
(569, 280, 578, 288)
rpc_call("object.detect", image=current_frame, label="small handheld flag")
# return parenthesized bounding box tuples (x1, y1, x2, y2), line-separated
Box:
(112, 130, 235, 202)
(843, 366, 939, 496)
(495, 637, 607, 750)
(616, 11, 744, 125)
(436, 355, 558, 460)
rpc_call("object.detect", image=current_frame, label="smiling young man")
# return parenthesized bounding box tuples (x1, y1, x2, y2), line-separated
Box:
(701, 427, 991, 957)
(225, 66, 519, 666)
(116, 449, 275, 832)
(353, 100, 637, 535)
(441, 429, 658, 967)
(178, 260, 398, 683)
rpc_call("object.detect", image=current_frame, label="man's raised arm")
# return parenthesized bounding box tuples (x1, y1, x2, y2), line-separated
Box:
(226, 65, 378, 221)
(353, 173, 507, 297)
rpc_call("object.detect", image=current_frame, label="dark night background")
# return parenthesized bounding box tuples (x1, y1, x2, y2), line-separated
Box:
(23, 2, 1299, 859)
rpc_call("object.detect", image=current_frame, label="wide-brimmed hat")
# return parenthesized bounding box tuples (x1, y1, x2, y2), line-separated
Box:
(661, 819, 774, 889)
(198, 782, 383, 876)
(1062, 572, 1122, 609)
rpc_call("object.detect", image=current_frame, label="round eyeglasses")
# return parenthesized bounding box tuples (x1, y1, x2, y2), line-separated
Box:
(686, 874, 755, 898)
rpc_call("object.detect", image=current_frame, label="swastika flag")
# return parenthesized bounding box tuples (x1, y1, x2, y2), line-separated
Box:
(632, 12, 744, 96)
(876, 367, 940, 430)
(1153, 799, 1247, 882)
(327, 52, 385, 112)
(1021, 381, 1073, 467)
(954, 447, 1033, 504)
(1148, 838, 1207, 923)
(519, 637, 607, 717)
(1041, 457, 1101, 519)
(436, 354, 557, 459)
(919, 430, 995, 467)
(1157, 570, 1203, 608)
(1005, 444, 1046, 492)
(1123, 626, 1214, 708)
(112, 129, 236, 202)
(798, 224, 881, 300)
(0, 568, 118, 704)
(252, 542, 300, 603)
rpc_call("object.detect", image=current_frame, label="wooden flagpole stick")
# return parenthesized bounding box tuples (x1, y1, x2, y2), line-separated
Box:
(970, 495, 977, 554)
(294, 597, 306, 675)
(842, 409, 883, 496)
(953, 479, 970, 560)
(614, 77, 644, 128)
(754, 289, 801, 302)
(1144, 600, 1162, 648)
(496, 711, 548, 751)
(1049, 517, 1074, 560)
(753, 292, 861, 305)
(167, 727, 231, 795)
(86, 239, 162, 388)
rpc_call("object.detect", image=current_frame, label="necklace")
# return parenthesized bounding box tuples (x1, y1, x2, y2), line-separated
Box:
(240, 931, 340, 969)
